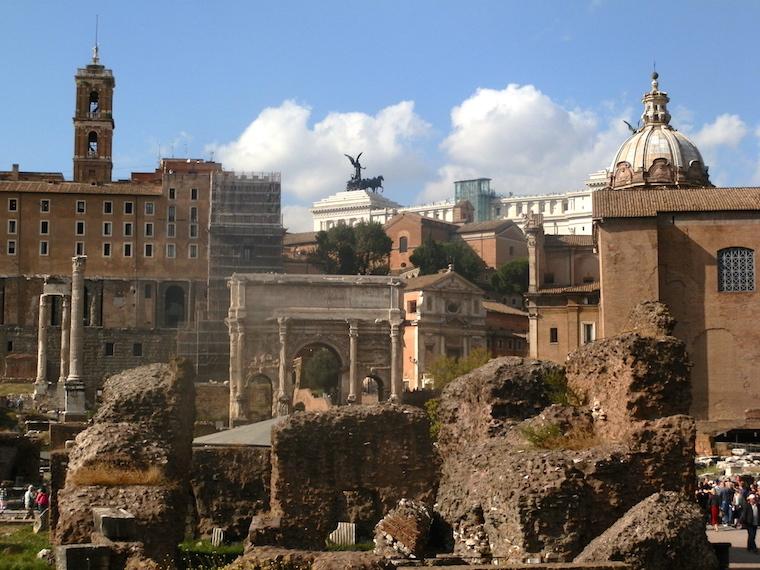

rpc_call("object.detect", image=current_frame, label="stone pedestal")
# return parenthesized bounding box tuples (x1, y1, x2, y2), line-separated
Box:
(63, 381, 87, 423)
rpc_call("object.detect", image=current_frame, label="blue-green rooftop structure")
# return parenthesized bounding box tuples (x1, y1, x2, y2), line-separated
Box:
(454, 178, 495, 222)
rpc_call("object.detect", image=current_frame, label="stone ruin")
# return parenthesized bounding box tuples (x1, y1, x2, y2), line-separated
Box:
(53, 359, 195, 568)
(226, 301, 717, 569)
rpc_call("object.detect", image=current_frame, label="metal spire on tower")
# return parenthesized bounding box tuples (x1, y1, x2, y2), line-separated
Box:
(92, 15, 100, 63)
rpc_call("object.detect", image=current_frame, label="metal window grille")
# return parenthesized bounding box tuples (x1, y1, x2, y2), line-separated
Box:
(718, 247, 755, 292)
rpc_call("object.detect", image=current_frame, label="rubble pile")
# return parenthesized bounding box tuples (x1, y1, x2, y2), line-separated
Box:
(373, 498, 432, 559)
(54, 360, 196, 567)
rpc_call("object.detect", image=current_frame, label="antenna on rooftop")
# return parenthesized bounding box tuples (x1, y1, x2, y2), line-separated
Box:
(92, 15, 100, 63)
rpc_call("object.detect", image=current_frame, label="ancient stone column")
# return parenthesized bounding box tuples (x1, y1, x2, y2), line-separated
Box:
(275, 317, 289, 416)
(58, 295, 71, 383)
(228, 321, 247, 427)
(347, 320, 359, 404)
(34, 294, 49, 396)
(389, 322, 401, 402)
(66, 256, 86, 383)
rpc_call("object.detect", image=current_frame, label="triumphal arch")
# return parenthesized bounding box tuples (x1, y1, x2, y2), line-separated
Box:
(226, 273, 405, 425)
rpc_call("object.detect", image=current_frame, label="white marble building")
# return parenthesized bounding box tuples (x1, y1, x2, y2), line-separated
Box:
(310, 171, 606, 234)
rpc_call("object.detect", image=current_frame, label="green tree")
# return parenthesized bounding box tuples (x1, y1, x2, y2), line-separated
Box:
(491, 259, 529, 295)
(426, 346, 492, 389)
(302, 347, 341, 393)
(409, 239, 487, 282)
(313, 221, 390, 275)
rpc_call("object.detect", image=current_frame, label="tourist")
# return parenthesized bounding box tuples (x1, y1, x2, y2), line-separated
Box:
(721, 481, 735, 526)
(742, 494, 760, 553)
(0, 484, 7, 513)
(23, 485, 36, 518)
(735, 487, 747, 527)
(34, 487, 48, 512)
(709, 488, 721, 531)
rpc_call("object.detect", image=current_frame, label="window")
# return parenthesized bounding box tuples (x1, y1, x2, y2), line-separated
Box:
(191, 188, 198, 200)
(75, 221, 85, 236)
(124, 201, 134, 215)
(76, 200, 86, 214)
(167, 223, 176, 238)
(144, 223, 154, 237)
(446, 301, 460, 313)
(550, 327, 559, 344)
(8, 199, 16, 212)
(408, 300, 417, 313)
(132, 343, 143, 357)
(39, 241, 49, 256)
(144, 284, 152, 299)
(102, 222, 112, 236)
(40, 220, 49, 235)
(75, 242, 85, 256)
(168, 187, 176, 200)
(145, 202, 155, 216)
(509, 246, 514, 256)
(123, 243, 132, 257)
(103, 201, 113, 214)
(124, 222, 133, 237)
(718, 247, 755, 292)
(6, 341, 12, 352)
(7, 220, 16, 234)
(189, 244, 198, 259)
(190, 207, 198, 222)
(7, 240, 16, 255)
(104, 342, 114, 357)
(582, 323, 595, 344)
(87, 131, 98, 156)
(189, 224, 198, 239)
(144, 243, 153, 257)
(166, 243, 176, 258)
(399, 236, 408, 253)
(168, 206, 176, 222)
(40, 200, 50, 213)
(103, 242, 111, 257)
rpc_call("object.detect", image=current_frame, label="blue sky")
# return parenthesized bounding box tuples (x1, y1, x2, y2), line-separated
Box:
(2, 1, 758, 230)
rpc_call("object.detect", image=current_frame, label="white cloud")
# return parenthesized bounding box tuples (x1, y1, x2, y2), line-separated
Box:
(282, 204, 313, 233)
(691, 114, 747, 149)
(421, 84, 628, 201)
(207, 100, 431, 203)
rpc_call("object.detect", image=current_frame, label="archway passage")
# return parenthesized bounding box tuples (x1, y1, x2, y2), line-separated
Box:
(294, 343, 342, 404)
(361, 375, 384, 404)
(247, 374, 273, 422)
(164, 285, 186, 328)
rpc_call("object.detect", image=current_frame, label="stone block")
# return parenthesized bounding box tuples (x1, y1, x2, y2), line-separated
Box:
(55, 544, 110, 570)
(93, 507, 136, 541)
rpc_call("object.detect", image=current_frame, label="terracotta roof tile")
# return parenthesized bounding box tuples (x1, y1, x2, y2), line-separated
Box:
(283, 231, 317, 245)
(0, 180, 162, 195)
(534, 282, 600, 295)
(594, 187, 760, 219)
(544, 234, 594, 247)
(457, 219, 516, 234)
(482, 300, 528, 316)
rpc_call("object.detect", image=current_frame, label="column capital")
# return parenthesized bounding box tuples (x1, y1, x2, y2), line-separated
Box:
(348, 319, 359, 337)
(72, 255, 87, 272)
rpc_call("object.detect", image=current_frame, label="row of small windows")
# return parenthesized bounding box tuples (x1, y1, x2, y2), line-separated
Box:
(6, 219, 198, 239)
(8, 199, 199, 219)
(104, 342, 143, 357)
(168, 187, 199, 200)
(5, 240, 200, 259)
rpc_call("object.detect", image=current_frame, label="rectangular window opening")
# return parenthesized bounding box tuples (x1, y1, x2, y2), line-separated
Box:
(549, 327, 559, 344)
(132, 343, 143, 357)
(104, 342, 114, 356)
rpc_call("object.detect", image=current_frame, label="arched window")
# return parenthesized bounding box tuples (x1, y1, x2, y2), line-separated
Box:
(398, 236, 408, 253)
(87, 131, 98, 157)
(718, 247, 755, 292)
(89, 91, 100, 114)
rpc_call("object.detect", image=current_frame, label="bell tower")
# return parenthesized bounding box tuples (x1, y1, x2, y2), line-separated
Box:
(73, 42, 114, 183)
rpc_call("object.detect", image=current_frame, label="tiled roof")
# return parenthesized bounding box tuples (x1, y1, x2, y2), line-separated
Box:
(482, 300, 528, 316)
(544, 234, 594, 247)
(283, 231, 317, 246)
(534, 282, 600, 295)
(593, 187, 760, 219)
(0, 180, 162, 195)
(457, 219, 515, 234)
(403, 272, 450, 290)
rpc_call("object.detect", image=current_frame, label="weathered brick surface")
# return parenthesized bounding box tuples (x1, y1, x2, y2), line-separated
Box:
(248, 405, 439, 550)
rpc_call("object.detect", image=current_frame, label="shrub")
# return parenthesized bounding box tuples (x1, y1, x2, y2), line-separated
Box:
(544, 369, 583, 407)
(427, 347, 492, 390)
(424, 398, 441, 441)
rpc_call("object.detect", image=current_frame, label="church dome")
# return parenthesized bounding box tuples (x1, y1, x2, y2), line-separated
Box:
(608, 73, 711, 190)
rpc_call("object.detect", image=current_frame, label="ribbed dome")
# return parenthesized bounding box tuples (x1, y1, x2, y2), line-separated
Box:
(608, 73, 711, 190)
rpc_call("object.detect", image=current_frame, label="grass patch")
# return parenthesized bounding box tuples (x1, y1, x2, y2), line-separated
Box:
(325, 540, 375, 551)
(68, 465, 166, 486)
(520, 423, 599, 451)
(424, 398, 441, 441)
(178, 540, 243, 569)
(0, 525, 50, 570)
(0, 384, 33, 397)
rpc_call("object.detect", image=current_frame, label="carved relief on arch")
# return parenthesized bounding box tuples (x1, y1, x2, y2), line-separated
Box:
(647, 158, 674, 185)
(612, 161, 633, 187)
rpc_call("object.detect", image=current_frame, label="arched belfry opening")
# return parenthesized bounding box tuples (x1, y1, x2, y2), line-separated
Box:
(87, 131, 98, 157)
(89, 91, 100, 114)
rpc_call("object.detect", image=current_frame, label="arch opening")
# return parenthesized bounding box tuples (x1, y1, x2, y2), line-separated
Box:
(89, 91, 100, 114)
(293, 343, 342, 404)
(163, 285, 186, 328)
(246, 374, 273, 422)
(87, 131, 98, 157)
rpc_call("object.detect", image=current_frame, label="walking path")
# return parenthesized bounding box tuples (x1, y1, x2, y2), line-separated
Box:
(708, 527, 760, 569)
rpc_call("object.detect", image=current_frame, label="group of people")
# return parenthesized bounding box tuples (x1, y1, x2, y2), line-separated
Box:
(697, 477, 760, 553)
(23, 485, 48, 517)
